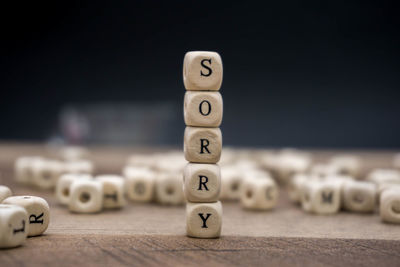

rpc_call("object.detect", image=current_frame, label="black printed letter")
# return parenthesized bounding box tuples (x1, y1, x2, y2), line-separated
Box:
(198, 175, 209, 191)
(200, 59, 212, 77)
(198, 213, 212, 228)
(200, 139, 210, 154)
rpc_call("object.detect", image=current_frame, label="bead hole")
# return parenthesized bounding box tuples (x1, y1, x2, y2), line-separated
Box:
(79, 192, 91, 203)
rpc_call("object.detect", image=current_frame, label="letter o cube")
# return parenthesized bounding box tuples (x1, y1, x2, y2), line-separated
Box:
(184, 91, 223, 127)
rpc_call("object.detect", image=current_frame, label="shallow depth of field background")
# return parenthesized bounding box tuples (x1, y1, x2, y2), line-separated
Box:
(1, 1, 399, 148)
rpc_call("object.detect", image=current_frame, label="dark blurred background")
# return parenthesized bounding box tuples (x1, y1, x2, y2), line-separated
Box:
(1, 1, 399, 148)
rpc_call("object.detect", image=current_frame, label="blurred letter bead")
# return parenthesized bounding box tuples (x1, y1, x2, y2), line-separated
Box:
(3, 196, 50, 237)
(184, 91, 223, 127)
(14, 156, 41, 184)
(380, 188, 400, 224)
(342, 181, 376, 213)
(240, 177, 279, 210)
(56, 174, 92, 205)
(155, 173, 184, 205)
(32, 159, 64, 189)
(183, 51, 223, 91)
(69, 180, 103, 213)
(301, 180, 341, 214)
(184, 126, 222, 164)
(186, 201, 222, 238)
(96, 175, 126, 209)
(0, 204, 28, 248)
(0, 186, 12, 202)
(124, 167, 155, 202)
(220, 167, 242, 201)
(184, 163, 221, 203)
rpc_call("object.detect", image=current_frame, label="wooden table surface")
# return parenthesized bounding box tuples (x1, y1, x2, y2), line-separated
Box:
(0, 143, 400, 266)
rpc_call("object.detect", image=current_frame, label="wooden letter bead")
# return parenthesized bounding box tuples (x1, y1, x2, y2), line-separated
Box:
(0, 204, 28, 248)
(240, 177, 279, 210)
(300, 180, 341, 214)
(184, 91, 223, 127)
(184, 126, 222, 164)
(32, 159, 64, 190)
(186, 201, 222, 238)
(342, 181, 376, 213)
(14, 156, 42, 185)
(69, 180, 103, 213)
(288, 174, 308, 204)
(3, 196, 50, 237)
(220, 166, 242, 201)
(183, 163, 221, 203)
(0, 186, 12, 202)
(124, 167, 155, 202)
(155, 173, 184, 205)
(380, 188, 400, 224)
(183, 51, 223, 91)
(56, 174, 92, 205)
(95, 175, 126, 209)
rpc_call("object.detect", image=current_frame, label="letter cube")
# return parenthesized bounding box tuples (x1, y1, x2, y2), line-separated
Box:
(14, 156, 42, 185)
(3, 196, 50, 237)
(0, 204, 28, 248)
(0, 185, 12, 202)
(329, 155, 361, 178)
(95, 175, 126, 209)
(183, 163, 221, 202)
(288, 174, 309, 204)
(342, 180, 376, 213)
(184, 126, 222, 164)
(380, 188, 400, 224)
(32, 159, 64, 190)
(155, 173, 184, 205)
(240, 177, 279, 210)
(124, 167, 155, 202)
(69, 180, 103, 213)
(186, 201, 222, 238)
(56, 173, 92, 205)
(183, 51, 223, 91)
(300, 180, 341, 214)
(220, 166, 242, 201)
(184, 91, 223, 127)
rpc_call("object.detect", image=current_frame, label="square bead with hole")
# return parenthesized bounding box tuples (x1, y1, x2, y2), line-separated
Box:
(300, 180, 341, 214)
(14, 156, 42, 185)
(183, 163, 221, 203)
(0, 204, 28, 248)
(95, 175, 126, 209)
(31, 159, 64, 190)
(186, 201, 222, 238)
(220, 166, 242, 201)
(184, 91, 223, 127)
(183, 51, 223, 91)
(56, 173, 92, 205)
(342, 180, 376, 213)
(240, 177, 279, 210)
(184, 127, 222, 164)
(3, 196, 50, 237)
(69, 180, 103, 213)
(124, 167, 155, 202)
(380, 188, 400, 224)
(155, 173, 184, 205)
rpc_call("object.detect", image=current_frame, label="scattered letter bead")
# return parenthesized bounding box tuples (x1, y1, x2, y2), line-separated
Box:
(380, 188, 400, 224)
(186, 201, 222, 238)
(183, 163, 221, 203)
(3, 196, 50, 237)
(0, 204, 28, 248)
(32, 159, 64, 189)
(300, 180, 341, 214)
(96, 175, 126, 209)
(240, 177, 279, 210)
(0, 185, 12, 202)
(183, 51, 223, 91)
(184, 91, 223, 127)
(155, 173, 184, 205)
(124, 167, 155, 202)
(69, 180, 103, 213)
(184, 126, 222, 164)
(220, 166, 242, 201)
(342, 180, 376, 213)
(56, 173, 92, 205)
(14, 156, 41, 185)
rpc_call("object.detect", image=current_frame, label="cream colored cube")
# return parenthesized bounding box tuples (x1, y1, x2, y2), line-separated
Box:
(342, 180, 376, 213)
(184, 91, 223, 127)
(124, 167, 155, 202)
(155, 173, 184, 205)
(288, 174, 309, 203)
(300, 180, 341, 214)
(69, 180, 103, 213)
(183, 51, 223, 91)
(184, 127, 222, 164)
(367, 169, 400, 185)
(32, 159, 64, 189)
(186, 201, 222, 238)
(183, 163, 221, 202)
(56, 173, 92, 205)
(0, 186, 12, 202)
(220, 166, 242, 201)
(64, 160, 94, 174)
(95, 175, 126, 209)
(14, 156, 42, 184)
(3, 196, 50, 237)
(329, 155, 361, 178)
(240, 177, 278, 210)
(0, 204, 28, 248)
(380, 188, 400, 224)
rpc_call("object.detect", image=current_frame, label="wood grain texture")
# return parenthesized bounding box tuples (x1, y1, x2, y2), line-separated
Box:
(1, 143, 400, 266)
